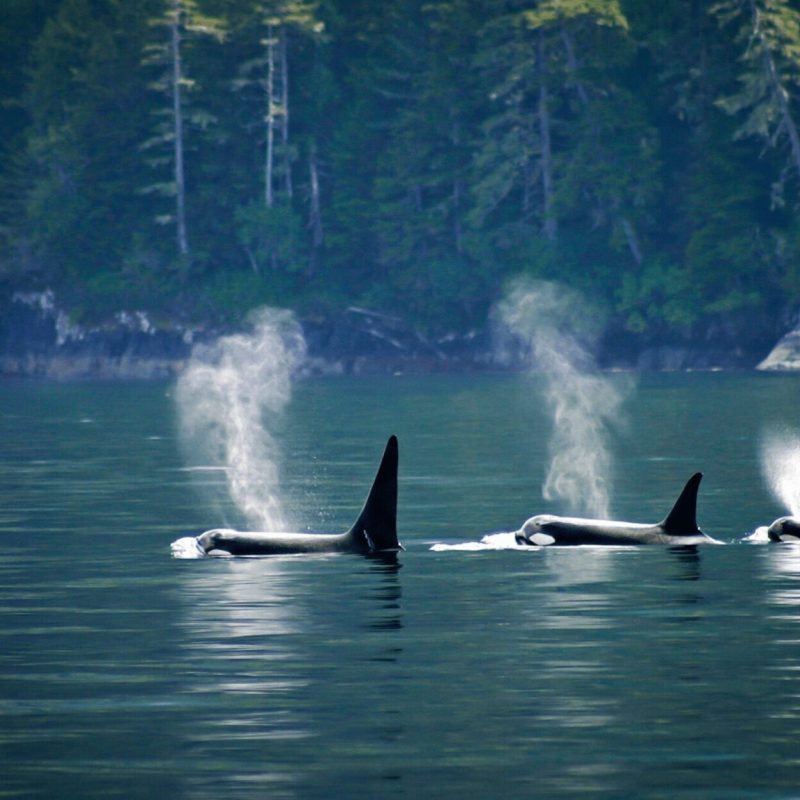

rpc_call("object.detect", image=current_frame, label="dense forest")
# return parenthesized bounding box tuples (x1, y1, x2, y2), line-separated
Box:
(2, 0, 800, 350)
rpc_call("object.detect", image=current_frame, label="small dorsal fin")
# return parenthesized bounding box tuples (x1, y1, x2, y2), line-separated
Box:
(660, 472, 703, 535)
(346, 435, 401, 552)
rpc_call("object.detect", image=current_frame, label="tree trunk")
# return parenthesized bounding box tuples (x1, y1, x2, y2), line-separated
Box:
(265, 23, 275, 208)
(307, 143, 323, 276)
(749, 0, 800, 179)
(171, 0, 188, 255)
(280, 26, 292, 198)
(560, 28, 588, 105)
(453, 177, 463, 253)
(621, 217, 643, 265)
(537, 30, 557, 241)
(308, 145, 323, 245)
(451, 120, 463, 253)
(562, 25, 644, 263)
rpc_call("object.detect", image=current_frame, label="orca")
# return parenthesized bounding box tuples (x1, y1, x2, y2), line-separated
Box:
(184, 436, 401, 557)
(514, 472, 719, 546)
(766, 516, 800, 543)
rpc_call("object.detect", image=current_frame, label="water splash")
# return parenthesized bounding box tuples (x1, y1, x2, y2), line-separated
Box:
(430, 532, 531, 552)
(170, 536, 207, 558)
(175, 308, 306, 531)
(760, 427, 800, 518)
(497, 278, 631, 519)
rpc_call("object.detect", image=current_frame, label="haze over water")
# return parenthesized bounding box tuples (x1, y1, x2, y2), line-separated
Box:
(2, 372, 800, 799)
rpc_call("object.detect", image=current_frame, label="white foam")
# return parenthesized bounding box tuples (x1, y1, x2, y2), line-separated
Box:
(170, 537, 206, 559)
(743, 526, 770, 544)
(430, 532, 536, 551)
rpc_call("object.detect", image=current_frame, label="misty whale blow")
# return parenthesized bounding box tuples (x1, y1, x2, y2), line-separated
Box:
(514, 472, 719, 546)
(178, 436, 401, 556)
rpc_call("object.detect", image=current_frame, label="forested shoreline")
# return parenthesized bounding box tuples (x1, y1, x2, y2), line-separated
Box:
(2, 0, 800, 360)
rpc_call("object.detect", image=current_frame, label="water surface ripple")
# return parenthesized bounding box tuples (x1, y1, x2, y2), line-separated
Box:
(2, 374, 800, 798)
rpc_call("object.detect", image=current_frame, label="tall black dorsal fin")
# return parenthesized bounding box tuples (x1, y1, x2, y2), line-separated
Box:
(660, 472, 703, 535)
(346, 435, 401, 552)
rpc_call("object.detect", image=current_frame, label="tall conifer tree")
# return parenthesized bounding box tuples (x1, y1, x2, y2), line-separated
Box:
(713, 0, 800, 204)
(142, 0, 224, 259)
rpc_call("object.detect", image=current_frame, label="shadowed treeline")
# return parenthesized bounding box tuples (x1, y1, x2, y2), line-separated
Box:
(1, 1, 799, 355)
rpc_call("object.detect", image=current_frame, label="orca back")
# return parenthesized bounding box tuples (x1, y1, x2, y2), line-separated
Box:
(660, 472, 703, 536)
(346, 435, 400, 552)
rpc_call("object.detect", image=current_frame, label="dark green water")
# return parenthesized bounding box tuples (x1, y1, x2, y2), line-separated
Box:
(2, 372, 800, 799)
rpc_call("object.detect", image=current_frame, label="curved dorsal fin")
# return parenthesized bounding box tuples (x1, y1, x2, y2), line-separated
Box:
(660, 472, 703, 535)
(346, 435, 400, 551)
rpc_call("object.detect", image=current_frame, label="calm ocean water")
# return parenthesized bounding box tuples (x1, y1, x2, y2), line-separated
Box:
(2, 372, 800, 799)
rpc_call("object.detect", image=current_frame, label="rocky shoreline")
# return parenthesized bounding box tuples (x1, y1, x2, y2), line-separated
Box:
(755, 327, 800, 371)
(0, 290, 797, 379)
(1, 291, 196, 380)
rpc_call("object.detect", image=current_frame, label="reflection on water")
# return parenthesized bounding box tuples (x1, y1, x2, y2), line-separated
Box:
(175, 560, 311, 798)
(541, 546, 624, 588)
(765, 542, 800, 578)
(179, 558, 306, 679)
(363, 555, 404, 633)
(764, 545, 800, 625)
(758, 545, 800, 777)
(520, 552, 621, 787)
(6, 375, 800, 799)
(173, 555, 404, 798)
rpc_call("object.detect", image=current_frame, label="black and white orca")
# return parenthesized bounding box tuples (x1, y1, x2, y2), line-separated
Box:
(181, 436, 401, 557)
(766, 516, 800, 543)
(514, 472, 719, 546)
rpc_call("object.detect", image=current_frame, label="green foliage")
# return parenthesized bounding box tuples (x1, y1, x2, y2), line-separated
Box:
(201, 268, 293, 322)
(140, 0, 226, 256)
(617, 258, 697, 332)
(773, 217, 800, 303)
(712, 0, 800, 201)
(17, 0, 158, 290)
(0, 0, 797, 344)
(234, 201, 305, 274)
(524, 0, 629, 31)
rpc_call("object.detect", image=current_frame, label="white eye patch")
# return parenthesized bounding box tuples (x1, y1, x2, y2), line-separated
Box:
(530, 532, 555, 547)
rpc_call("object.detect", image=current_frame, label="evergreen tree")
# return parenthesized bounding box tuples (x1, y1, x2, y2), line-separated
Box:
(713, 0, 800, 206)
(470, 1, 648, 291)
(630, 0, 787, 324)
(20, 0, 158, 305)
(370, 0, 486, 327)
(320, 1, 400, 302)
(536, 0, 658, 270)
(470, 4, 551, 246)
(225, 0, 323, 277)
(141, 0, 224, 260)
(0, 0, 798, 344)
(0, 0, 62, 277)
